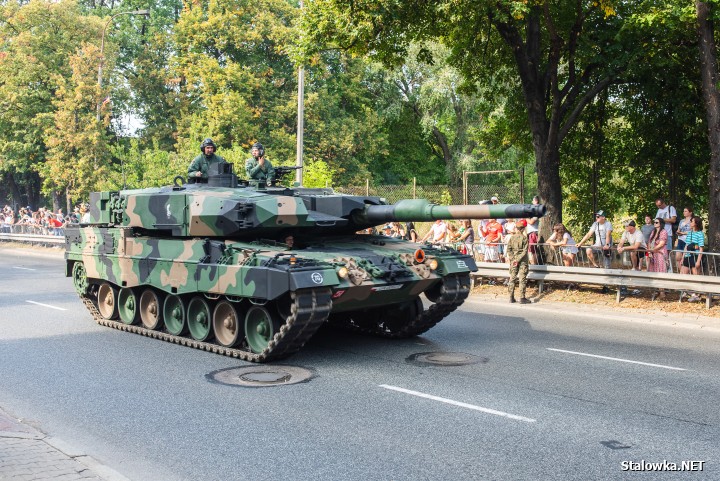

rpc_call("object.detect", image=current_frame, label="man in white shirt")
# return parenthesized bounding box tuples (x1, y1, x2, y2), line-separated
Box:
(654, 197, 676, 252)
(421, 219, 447, 243)
(617, 220, 646, 271)
(577, 210, 613, 269)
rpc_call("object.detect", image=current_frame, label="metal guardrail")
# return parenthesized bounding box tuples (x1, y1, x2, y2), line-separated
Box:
(422, 240, 719, 308)
(0, 232, 65, 245)
(1, 223, 66, 237)
(472, 262, 720, 308)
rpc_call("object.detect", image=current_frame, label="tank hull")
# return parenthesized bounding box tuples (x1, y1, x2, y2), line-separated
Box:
(66, 226, 476, 361)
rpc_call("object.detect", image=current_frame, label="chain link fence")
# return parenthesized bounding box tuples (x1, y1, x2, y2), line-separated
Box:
(334, 184, 463, 204)
(466, 184, 523, 204)
(334, 170, 526, 206)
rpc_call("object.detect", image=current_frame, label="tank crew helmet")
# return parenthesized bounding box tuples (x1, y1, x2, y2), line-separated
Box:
(251, 142, 265, 158)
(200, 138, 216, 154)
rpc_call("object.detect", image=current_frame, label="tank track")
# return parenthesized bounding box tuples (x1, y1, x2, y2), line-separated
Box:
(79, 287, 332, 363)
(337, 273, 471, 339)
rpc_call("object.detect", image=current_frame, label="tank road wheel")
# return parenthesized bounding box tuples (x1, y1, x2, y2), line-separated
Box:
(139, 289, 163, 330)
(187, 297, 213, 341)
(245, 306, 281, 354)
(213, 301, 242, 347)
(97, 283, 119, 320)
(72, 262, 89, 296)
(118, 288, 139, 325)
(163, 295, 187, 336)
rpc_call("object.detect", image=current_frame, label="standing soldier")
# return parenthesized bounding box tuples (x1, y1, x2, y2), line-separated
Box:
(188, 138, 226, 182)
(507, 218, 531, 304)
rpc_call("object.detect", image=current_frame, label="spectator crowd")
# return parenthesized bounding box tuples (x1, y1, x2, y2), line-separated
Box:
(374, 195, 711, 302)
(1, 204, 90, 236)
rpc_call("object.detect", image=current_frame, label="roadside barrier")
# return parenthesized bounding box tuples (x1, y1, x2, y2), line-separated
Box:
(0, 223, 65, 237)
(464, 241, 719, 308)
(0, 232, 65, 246)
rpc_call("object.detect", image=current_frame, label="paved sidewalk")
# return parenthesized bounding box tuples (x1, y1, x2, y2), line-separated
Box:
(0, 407, 128, 481)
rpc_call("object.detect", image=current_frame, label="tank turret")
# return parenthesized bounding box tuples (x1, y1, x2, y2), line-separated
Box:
(85, 168, 545, 238)
(67, 168, 546, 362)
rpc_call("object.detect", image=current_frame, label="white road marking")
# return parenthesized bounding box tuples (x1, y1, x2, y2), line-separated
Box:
(547, 348, 687, 371)
(25, 300, 66, 311)
(13, 266, 36, 271)
(379, 384, 536, 423)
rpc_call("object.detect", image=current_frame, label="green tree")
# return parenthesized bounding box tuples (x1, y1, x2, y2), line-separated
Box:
(172, 0, 299, 155)
(0, 0, 103, 208)
(170, 0, 394, 185)
(76, 1, 177, 147)
(98, 140, 187, 191)
(696, 0, 720, 251)
(42, 43, 111, 210)
(301, 0, 642, 237)
(381, 44, 486, 184)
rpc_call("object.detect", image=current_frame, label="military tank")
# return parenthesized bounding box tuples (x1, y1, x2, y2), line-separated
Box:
(65, 163, 545, 362)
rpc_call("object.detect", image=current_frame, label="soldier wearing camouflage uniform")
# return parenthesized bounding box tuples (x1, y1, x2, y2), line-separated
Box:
(188, 138, 226, 182)
(245, 142, 275, 183)
(507, 218, 531, 304)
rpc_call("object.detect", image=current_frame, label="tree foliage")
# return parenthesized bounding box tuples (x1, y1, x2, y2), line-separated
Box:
(0, 0, 719, 253)
(0, 0, 103, 208)
(42, 43, 111, 208)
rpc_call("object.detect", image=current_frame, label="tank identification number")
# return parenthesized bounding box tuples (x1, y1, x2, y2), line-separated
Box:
(311, 272, 324, 284)
(456, 260, 468, 269)
(371, 284, 404, 292)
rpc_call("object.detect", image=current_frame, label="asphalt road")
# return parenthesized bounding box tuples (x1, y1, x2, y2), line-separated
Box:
(0, 247, 718, 480)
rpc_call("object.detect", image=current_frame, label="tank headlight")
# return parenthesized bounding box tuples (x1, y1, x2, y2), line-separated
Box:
(428, 259, 439, 271)
(337, 266, 349, 279)
(414, 249, 426, 264)
(289, 256, 297, 265)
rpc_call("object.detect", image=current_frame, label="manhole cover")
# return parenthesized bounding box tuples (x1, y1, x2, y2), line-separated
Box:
(406, 352, 487, 367)
(207, 365, 314, 388)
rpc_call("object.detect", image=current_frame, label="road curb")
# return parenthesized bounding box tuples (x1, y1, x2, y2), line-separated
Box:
(0, 406, 131, 481)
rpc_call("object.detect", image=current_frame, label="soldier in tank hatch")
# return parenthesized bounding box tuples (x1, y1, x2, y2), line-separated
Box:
(245, 142, 275, 183)
(188, 138, 226, 182)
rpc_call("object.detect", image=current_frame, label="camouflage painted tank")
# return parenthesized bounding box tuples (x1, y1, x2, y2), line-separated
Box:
(65, 165, 545, 362)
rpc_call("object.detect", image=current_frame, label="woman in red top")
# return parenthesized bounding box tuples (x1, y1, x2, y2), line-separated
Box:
(482, 219, 503, 262)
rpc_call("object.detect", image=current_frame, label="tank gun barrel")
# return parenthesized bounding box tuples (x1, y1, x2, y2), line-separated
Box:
(355, 199, 546, 224)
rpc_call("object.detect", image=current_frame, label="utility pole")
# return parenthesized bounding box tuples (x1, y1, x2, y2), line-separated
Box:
(295, 0, 305, 186)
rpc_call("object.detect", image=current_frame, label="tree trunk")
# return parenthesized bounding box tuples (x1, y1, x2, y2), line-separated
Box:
(431, 126, 454, 182)
(5, 172, 23, 209)
(52, 190, 61, 213)
(534, 138, 563, 242)
(66, 187, 72, 215)
(696, 1, 720, 253)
